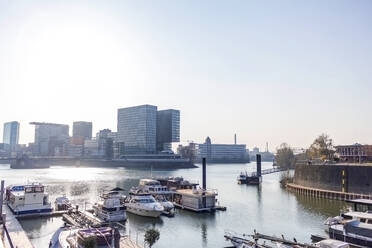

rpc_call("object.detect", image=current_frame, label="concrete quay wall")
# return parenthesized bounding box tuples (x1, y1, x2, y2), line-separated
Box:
(294, 164, 372, 194)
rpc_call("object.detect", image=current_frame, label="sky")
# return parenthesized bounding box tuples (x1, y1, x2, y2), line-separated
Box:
(1, 0, 372, 151)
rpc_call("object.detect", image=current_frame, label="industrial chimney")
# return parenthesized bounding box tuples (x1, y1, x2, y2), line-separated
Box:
(234, 134, 237, 145)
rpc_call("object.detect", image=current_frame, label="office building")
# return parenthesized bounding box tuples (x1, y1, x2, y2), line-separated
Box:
(336, 143, 372, 163)
(3, 121, 20, 152)
(156, 109, 180, 151)
(197, 137, 248, 163)
(30, 122, 69, 156)
(117, 105, 157, 154)
(72, 121, 92, 145)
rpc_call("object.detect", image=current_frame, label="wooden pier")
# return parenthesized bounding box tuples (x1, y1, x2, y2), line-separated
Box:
(286, 183, 372, 201)
(2, 205, 34, 248)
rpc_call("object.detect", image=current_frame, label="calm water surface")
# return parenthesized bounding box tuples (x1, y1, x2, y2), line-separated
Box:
(0, 162, 347, 248)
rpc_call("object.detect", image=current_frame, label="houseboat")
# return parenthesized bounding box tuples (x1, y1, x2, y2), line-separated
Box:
(173, 187, 219, 212)
(5, 183, 53, 216)
(124, 190, 164, 218)
(92, 189, 127, 222)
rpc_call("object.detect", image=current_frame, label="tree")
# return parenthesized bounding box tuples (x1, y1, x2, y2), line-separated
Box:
(144, 228, 160, 248)
(275, 143, 295, 169)
(308, 134, 335, 160)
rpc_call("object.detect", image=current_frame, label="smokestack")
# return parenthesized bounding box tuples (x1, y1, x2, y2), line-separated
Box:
(256, 154, 262, 178)
(234, 134, 237, 145)
(202, 158, 206, 190)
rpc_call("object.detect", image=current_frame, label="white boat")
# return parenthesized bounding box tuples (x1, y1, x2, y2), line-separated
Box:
(54, 195, 71, 211)
(125, 190, 164, 218)
(138, 179, 172, 195)
(136, 179, 175, 214)
(93, 190, 127, 222)
(5, 183, 52, 216)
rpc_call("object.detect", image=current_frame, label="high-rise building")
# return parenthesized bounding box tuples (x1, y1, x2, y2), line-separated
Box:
(72, 121, 92, 145)
(156, 109, 180, 151)
(117, 105, 157, 154)
(3, 121, 20, 152)
(30, 122, 69, 156)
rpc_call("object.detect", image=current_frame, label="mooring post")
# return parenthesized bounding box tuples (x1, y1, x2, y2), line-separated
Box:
(256, 154, 262, 177)
(0, 180, 4, 223)
(202, 158, 207, 208)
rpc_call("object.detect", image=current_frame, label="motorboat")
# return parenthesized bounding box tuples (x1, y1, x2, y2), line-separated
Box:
(54, 195, 72, 211)
(237, 172, 248, 184)
(5, 182, 52, 216)
(49, 226, 120, 248)
(93, 190, 127, 222)
(125, 189, 164, 218)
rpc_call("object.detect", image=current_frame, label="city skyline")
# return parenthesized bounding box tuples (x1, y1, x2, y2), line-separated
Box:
(1, 1, 372, 150)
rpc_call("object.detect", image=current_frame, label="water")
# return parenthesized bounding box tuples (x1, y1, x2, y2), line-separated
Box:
(0, 162, 347, 248)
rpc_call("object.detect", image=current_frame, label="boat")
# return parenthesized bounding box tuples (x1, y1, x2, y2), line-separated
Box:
(324, 199, 372, 247)
(237, 172, 248, 184)
(49, 226, 117, 248)
(225, 231, 349, 248)
(138, 179, 172, 195)
(136, 179, 175, 215)
(49, 225, 143, 248)
(54, 195, 72, 211)
(124, 189, 164, 218)
(5, 183, 53, 216)
(92, 189, 127, 222)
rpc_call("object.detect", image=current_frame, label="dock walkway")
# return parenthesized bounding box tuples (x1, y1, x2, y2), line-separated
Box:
(3, 205, 34, 248)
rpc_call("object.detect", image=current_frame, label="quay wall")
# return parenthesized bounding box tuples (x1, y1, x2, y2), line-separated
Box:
(294, 164, 372, 195)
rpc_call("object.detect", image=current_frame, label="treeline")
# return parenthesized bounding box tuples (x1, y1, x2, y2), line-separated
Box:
(275, 134, 336, 169)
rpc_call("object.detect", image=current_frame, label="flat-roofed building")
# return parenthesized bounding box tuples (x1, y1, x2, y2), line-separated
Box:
(156, 109, 180, 152)
(197, 137, 248, 163)
(336, 143, 372, 163)
(72, 121, 92, 145)
(117, 105, 157, 154)
(30, 122, 69, 156)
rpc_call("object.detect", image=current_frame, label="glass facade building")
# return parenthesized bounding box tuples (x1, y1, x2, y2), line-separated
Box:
(3, 121, 20, 152)
(117, 105, 157, 154)
(156, 109, 180, 151)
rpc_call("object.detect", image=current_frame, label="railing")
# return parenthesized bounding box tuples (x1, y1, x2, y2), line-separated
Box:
(250, 167, 287, 177)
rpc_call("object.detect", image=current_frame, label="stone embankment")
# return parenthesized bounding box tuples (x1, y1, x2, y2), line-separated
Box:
(286, 163, 372, 200)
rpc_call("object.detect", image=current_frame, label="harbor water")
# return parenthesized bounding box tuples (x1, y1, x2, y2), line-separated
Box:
(0, 162, 346, 248)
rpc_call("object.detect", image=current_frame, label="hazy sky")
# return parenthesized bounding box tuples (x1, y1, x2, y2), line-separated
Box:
(1, 0, 371, 151)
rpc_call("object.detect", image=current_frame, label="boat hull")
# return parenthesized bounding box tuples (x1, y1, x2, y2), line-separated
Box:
(126, 206, 162, 218)
(8, 205, 53, 216)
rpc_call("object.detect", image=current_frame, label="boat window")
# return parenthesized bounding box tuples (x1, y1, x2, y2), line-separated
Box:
(360, 218, 366, 223)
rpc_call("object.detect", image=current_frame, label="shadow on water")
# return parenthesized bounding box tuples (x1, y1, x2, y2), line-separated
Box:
(295, 194, 348, 218)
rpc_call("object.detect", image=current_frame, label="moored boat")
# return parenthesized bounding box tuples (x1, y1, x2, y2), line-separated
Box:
(124, 189, 164, 218)
(93, 189, 127, 222)
(5, 182, 53, 216)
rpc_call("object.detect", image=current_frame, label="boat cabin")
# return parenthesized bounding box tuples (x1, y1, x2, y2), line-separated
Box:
(138, 179, 170, 194)
(156, 177, 199, 191)
(173, 188, 218, 212)
(346, 199, 372, 212)
(6, 183, 52, 216)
